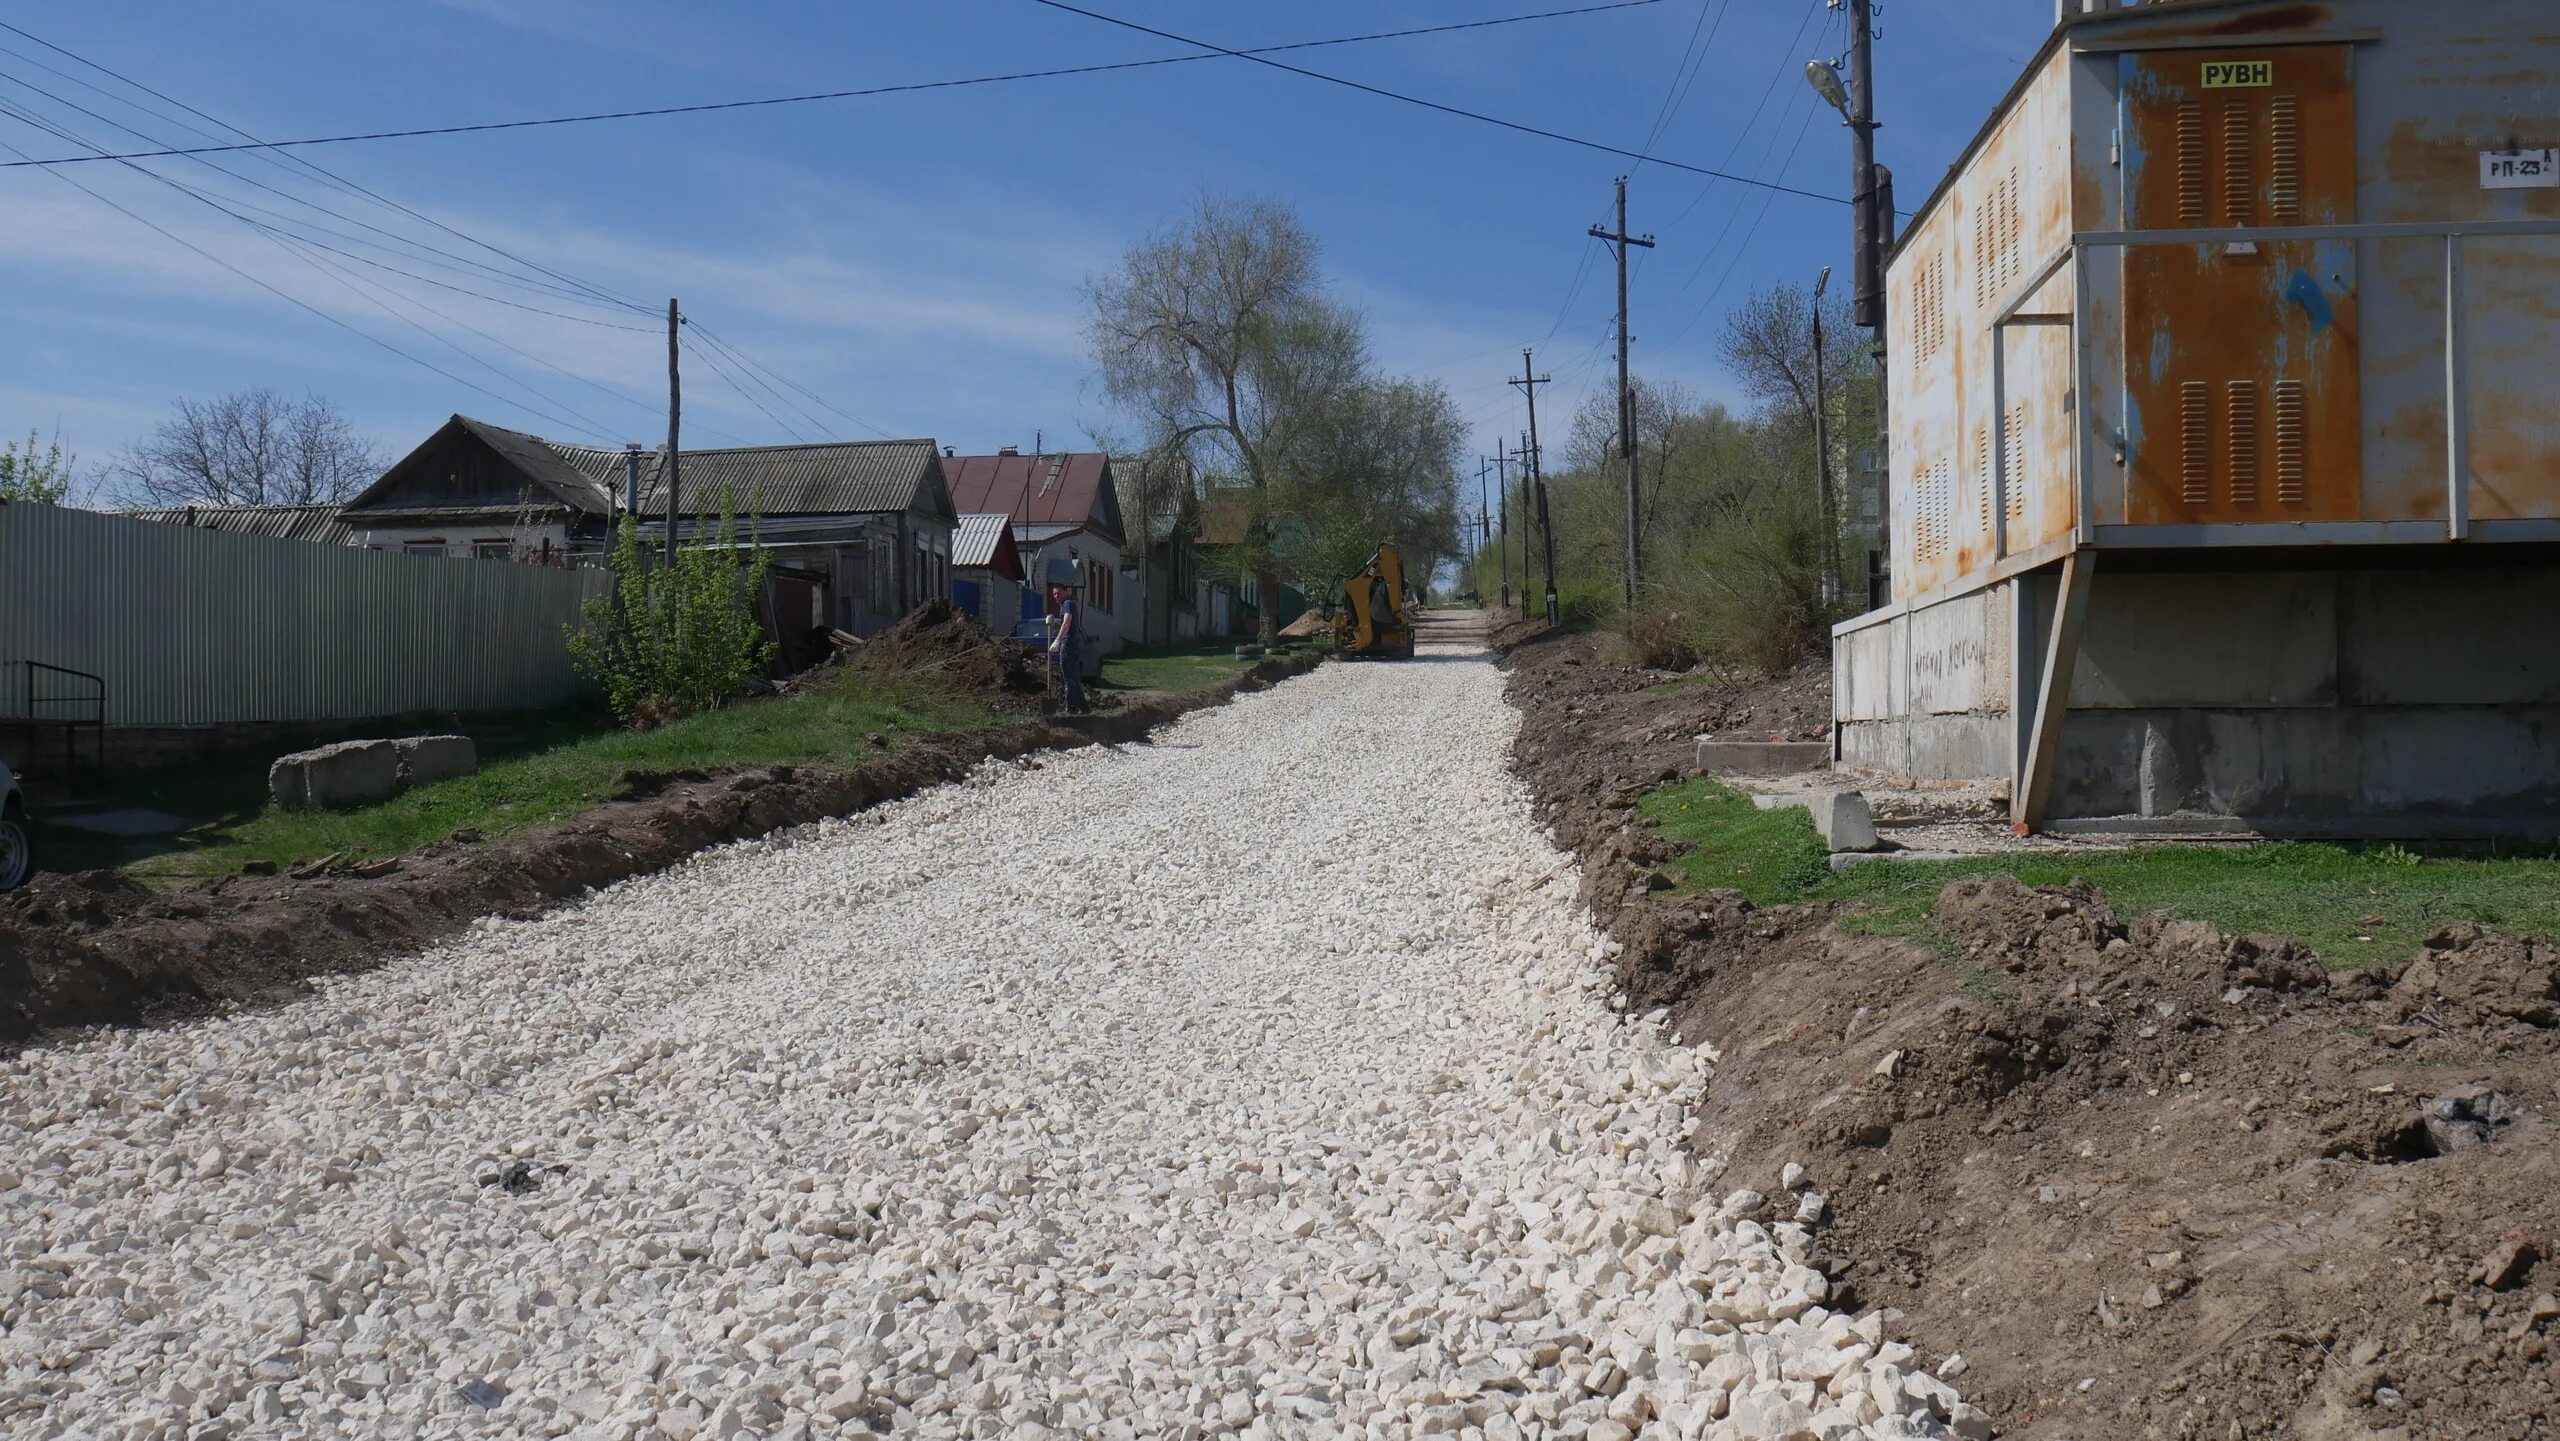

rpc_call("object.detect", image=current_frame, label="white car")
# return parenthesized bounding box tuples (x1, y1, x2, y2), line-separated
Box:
(0, 760, 28, 891)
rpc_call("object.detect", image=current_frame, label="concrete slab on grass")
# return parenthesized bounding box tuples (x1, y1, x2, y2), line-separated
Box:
(395, 735, 478, 788)
(1751, 789, 1880, 853)
(271, 740, 401, 809)
(1697, 738, 1830, 776)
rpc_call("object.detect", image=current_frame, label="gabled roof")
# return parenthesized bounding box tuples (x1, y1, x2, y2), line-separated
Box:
(346, 415, 954, 525)
(345, 415, 617, 518)
(638, 440, 953, 522)
(125, 503, 360, 545)
(942, 452, 1124, 544)
(953, 513, 1026, 580)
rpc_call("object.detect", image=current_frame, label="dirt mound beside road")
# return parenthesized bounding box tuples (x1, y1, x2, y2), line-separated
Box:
(1502, 626, 2560, 1440)
(841, 599, 1056, 714)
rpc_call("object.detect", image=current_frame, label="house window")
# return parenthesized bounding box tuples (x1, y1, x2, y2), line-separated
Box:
(403, 539, 446, 557)
(473, 539, 512, 561)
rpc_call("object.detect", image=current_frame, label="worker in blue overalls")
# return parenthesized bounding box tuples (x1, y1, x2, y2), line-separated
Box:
(1048, 583, 1088, 715)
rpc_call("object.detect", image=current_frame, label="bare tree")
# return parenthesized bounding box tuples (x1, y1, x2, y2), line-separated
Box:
(1088, 195, 1361, 648)
(111, 388, 382, 508)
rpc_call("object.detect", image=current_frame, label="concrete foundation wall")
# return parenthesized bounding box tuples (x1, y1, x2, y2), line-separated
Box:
(1835, 563, 2560, 828)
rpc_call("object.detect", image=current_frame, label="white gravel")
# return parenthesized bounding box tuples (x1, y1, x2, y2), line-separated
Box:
(0, 640, 1985, 1440)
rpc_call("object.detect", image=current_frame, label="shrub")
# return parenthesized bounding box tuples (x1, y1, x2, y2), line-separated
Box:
(1553, 577, 1620, 627)
(569, 512, 775, 727)
(1616, 607, 1700, 671)
(1656, 483, 1829, 673)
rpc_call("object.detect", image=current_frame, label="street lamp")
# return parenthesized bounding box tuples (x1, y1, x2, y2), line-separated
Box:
(1803, 59, 1849, 116)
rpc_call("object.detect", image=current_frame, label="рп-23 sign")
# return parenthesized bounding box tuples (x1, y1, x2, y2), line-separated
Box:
(2201, 60, 2275, 88)
(2482, 149, 2559, 190)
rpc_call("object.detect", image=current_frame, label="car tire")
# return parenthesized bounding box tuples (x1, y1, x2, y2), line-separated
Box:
(0, 808, 29, 892)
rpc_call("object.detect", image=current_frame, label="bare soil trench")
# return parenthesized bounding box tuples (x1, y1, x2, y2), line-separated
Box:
(1, 651, 1320, 1051)
(1501, 624, 2560, 1441)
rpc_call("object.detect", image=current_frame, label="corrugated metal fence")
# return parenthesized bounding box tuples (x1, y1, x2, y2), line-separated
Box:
(0, 504, 609, 725)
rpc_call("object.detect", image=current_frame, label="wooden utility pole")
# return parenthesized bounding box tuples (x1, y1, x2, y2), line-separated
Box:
(1588, 176, 1654, 606)
(1510, 352, 1555, 623)
(664, 298, 683, 566)
(1488, 448, 1513, 610)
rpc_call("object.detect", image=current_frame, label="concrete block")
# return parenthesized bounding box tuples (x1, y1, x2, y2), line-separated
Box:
(1808, 790, 1880, 851)
(271, 739, 401, 809)
(1750, 789, 1879, 852)
(1696, 739, 1830, 776)
(395, 735, 478, 788)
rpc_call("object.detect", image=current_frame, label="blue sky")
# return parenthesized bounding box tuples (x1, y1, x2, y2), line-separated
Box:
(0, 1, 2051, 503)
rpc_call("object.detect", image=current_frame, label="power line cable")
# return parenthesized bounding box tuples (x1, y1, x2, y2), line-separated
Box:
(0, 25, 659, 320)
(1630, 0, 1727, 171)
(1656, 97, 1822, 354)
(0, 57, 746, 441)
(0, 99, 628, 441)
(682, 336, 815, 443)
(0, 4, 1679, 171)
(0, 78, 654, 329)
(0, 123, 624, 442)
(0, 47, 658, 320)
(1024, 0, 1846, 206)
(683, 321, 900, 441)
(682, 328, 830, 438)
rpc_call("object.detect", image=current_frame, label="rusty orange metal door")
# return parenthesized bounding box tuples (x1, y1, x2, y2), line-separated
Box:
(2121, 46, 2361, 524)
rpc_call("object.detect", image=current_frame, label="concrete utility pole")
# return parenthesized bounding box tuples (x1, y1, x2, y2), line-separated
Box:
(1512, 432, 1537, 619)
(1489, 448, 1514, 610)
(665, 299, 683, 566)
(1588, 176, 1655, 606)
(1811, 266, 1838, 611)
(1845, 0, 1890, 605)
(1510, 352, 1556, 624)
(1475, 456, 1501, 608)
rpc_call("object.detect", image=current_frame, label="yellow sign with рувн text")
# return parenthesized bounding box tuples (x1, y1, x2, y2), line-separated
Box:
(2202, 59, 2275, 88)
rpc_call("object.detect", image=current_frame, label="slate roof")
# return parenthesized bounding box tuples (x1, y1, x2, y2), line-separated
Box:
(125, 503, 361, 545)
(954, 514, 1026, 582)
(637, 440, 953, 522)
(344, 416, 619, 518)
(348, 416, 954, 526)
(942, 452, 1123, 543)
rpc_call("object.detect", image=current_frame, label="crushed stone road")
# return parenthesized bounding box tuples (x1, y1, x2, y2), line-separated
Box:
(1, 630, 1984, 1440)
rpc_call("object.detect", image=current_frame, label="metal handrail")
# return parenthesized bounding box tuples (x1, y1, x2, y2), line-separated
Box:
(5, 661, 105, 778)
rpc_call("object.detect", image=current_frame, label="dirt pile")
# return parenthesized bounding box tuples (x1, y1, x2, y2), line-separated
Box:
(1502, 626, 2560, 1440)
(3, 650, 1322, 1050)
(841, 599, 1059, 714)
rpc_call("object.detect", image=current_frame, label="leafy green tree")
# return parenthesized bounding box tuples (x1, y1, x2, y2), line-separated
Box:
(569, 510, 774, 727)
(0, 428, 75, 504)
(1088, 195, 1365, 648)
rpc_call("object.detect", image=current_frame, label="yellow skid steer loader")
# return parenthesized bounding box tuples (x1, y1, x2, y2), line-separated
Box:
(1333, 544, 1417, 659)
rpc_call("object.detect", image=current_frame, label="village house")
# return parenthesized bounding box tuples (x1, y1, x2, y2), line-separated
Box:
(950, 513, 1027, 633)
(1193, 488, 1308, 639)
(1110, 452, 1199, 647)
(133, 415, 960, 647)
(941, 448, 1128, 668)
